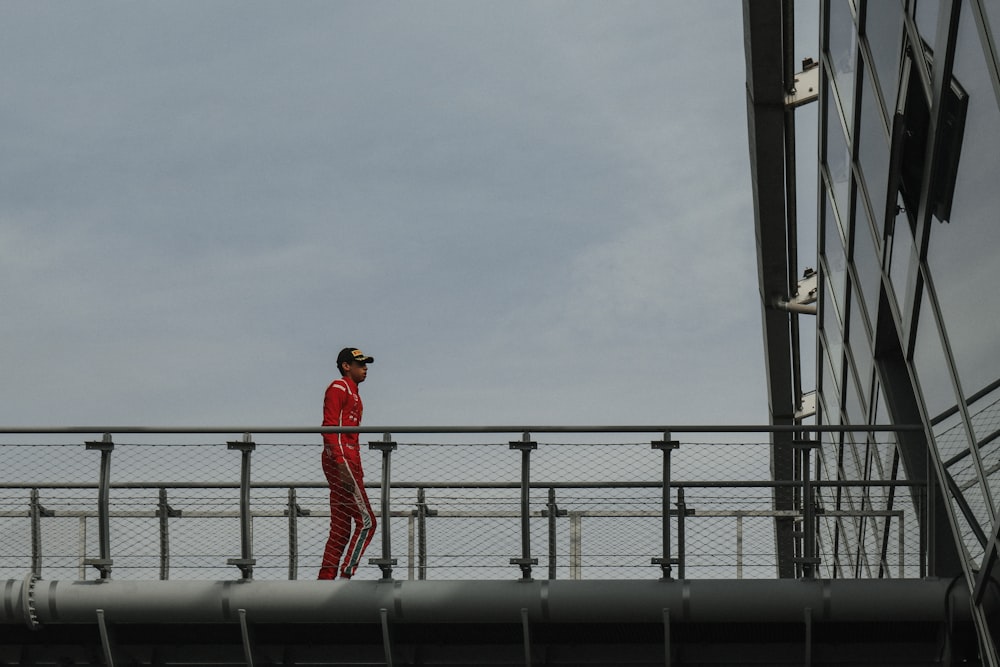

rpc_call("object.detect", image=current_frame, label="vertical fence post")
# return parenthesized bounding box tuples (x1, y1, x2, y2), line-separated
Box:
(736, 513, 745, 579)
(793, 439, 820, 578)
(676, 487, 686, 580)
(29, 488, 53, 578)
(369, 433, 398, 581)
(416, 487, 428, 580)
(569, 513, 582, 580)
(227, 433, 256, 580)
(156, 488, 181, 581)
(84, 434, 114, 580)
(509, 432, 538, 581)
(652, 433, 679, 580)
(285, 488, 310, 580)
(544, 487, 566, 580)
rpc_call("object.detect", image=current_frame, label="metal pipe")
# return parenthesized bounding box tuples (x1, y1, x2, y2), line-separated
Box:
(0, 578, 973, 626)
(287, 488, 298, 581)
(677, 487, 686, 580)
(509, 433, 538, 580)
(370, 433, 398, 580)
(157, 488, 170, 581)
(226, 436, 256, 579)
(84, 434, 114, 579)
(30, 489, 43, 577)
(653, 434, 679, 579)
(417, 487, 428, 580)
(546, 488, 561, 580)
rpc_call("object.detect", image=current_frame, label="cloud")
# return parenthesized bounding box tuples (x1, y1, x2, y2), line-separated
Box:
(1, 3, 770, 430)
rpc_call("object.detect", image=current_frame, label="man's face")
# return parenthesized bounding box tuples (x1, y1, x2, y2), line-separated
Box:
(346, 360, 368, 384)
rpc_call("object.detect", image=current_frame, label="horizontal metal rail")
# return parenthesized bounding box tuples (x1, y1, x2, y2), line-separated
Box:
(0, 424, 924, 435)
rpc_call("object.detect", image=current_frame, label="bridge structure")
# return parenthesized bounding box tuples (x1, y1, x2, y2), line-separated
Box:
(0, 424, 984, 666)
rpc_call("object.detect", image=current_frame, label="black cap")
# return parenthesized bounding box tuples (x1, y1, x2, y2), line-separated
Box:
(337, 347, 374, 366)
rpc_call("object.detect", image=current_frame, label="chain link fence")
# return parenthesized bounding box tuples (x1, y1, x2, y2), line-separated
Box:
(0, 428, 925, 581)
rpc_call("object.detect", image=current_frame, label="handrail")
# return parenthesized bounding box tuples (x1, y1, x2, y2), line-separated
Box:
(0, 425, 926, 582)
(0, 424, 923, 434)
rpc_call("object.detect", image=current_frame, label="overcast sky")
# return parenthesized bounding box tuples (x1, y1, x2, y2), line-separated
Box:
(1, 3, 819, 431)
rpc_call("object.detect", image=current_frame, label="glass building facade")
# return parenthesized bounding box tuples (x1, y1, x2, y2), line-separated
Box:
(812, 0, 1000, 657)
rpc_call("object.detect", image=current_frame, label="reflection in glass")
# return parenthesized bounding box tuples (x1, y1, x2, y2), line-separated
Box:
(915, 0, 941, 44)
(857, 62, 891, 202)
(828, 0, 858, 128)
(852, 195, 882, 326)
(820, 336, 843, 422)
(989, 0, 1000, 68)
(823, 271, 846, 397)
(846, 281, 873, 403)
(824, 195, 848, 321)
(914, 288, 959, 444)
(825, 84, 852, 226)
(863, 0, 904, 113)
(844, 362, 868, 426)
(887, 195, 915, 316)
(926, 5, 1000, 408)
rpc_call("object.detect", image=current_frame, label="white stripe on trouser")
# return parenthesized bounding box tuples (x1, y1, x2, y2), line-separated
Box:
(341, 469, 375, 577)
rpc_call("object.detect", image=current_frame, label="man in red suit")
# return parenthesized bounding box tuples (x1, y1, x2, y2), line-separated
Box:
(319, 347, 376, 580)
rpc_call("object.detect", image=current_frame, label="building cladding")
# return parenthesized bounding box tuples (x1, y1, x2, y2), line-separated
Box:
(810, 0, 1000, 657)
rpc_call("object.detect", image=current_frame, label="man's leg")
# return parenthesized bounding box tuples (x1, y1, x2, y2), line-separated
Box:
(319, 455, 352, 579)
(339, 462, 377, 579)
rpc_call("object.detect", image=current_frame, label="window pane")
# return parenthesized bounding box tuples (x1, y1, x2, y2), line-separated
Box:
(820, 338, 844, 422)
(825, 85, 852, 223)
(852, 194, 882, 325)
(829, 0, 858, 128)
(926, 5, 1000, 405)
(987, 0, 1000, 65)
(863, 0, 905, 113)
(824, 195, 848, 323)
(846, 280, 873, 403)
(844, 361, 868, 426)
(857, 61, 891, 201)
(912, 289, 956, 427)
(822, 271, 846, 397)
(915, 0, 941, 44)
(887, 195, 915, 315)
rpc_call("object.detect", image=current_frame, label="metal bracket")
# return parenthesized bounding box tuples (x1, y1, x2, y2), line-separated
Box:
(785, 58, 820, 108)
(795, 390, 817, 420)
(83, 558, 114, 579)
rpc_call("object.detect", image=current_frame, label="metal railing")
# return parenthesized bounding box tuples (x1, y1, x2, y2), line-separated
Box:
(0, 425, 924, 582)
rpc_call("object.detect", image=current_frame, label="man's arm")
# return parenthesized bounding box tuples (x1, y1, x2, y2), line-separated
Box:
(323, 381, 356, 491)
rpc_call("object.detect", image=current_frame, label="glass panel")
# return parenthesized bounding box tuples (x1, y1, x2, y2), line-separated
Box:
(824, 195, 849, 322)
(825, 88, 852, 224)
(829, 0, 859, 128)
(847, 279, 873, 403)
(857, 61, 891, 201)
(988, 0, 1000, 67)
(887, 195, 915, 314)
(913, 289, 958, 435)
(821, 336, 844, 421)
(926, 3, 1000, 432)
(852, 195, 882, 326)
(823, 273, 846, 401)
(844, 361, 868, 426)
(915, 0, 941, 44)
(863, 0, 905, 113)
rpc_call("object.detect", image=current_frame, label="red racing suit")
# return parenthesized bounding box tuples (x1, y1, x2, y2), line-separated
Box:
(319, 375, 376, 579)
